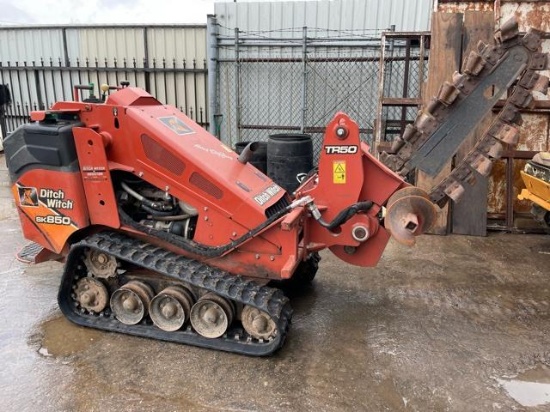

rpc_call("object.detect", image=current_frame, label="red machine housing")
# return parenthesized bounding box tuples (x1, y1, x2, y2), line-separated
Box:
(12, 87, 408, 280)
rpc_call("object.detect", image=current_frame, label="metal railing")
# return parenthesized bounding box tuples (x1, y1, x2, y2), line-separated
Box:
(0, 56, 208, 135)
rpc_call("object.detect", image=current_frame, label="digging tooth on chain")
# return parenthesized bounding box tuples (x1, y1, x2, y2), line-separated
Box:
(519, 69, 550, 94)
(403, 124, 423, 144)
(415, 111, 439, 136)
(480, 44, 505, 66)
(451, 71, 469, 92)
(519, 70, 540, 89)
(490, 120, 520, 146)
(437, 82, 461, 105)
(477, 135, 504, 159)
(522, 29, 543, 51)
(498, 103, 522, 126)
(530, 52, 548, 70)
(379, 18, 547, 207)
(509, 86, 534, 109)
(390, 137, 405, 153)
(425, 98, 447, 121)
(467, 151, 494, 177)
(443, 178, 466, 203)
(533, 75, 549, 94)
(429, 187, 448, 208)
(463, 51, 486, 76)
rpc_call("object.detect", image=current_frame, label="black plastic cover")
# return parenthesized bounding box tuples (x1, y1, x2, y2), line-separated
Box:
(4, 119, 82, 182)
(0, 85, 10, 105)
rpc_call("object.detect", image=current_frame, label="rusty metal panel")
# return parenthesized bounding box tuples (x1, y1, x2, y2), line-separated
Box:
(437, 2, 495, 12)
(501, 2, 550, 32)
(488, 160, 506, 214)
(516, 114, 550, 152)
(488, 158, 533, 214)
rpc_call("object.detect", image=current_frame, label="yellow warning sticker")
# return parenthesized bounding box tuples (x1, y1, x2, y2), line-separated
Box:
(333, 161, 346, 184)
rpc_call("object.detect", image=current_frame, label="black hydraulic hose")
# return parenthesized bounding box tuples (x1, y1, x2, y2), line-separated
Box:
(140, 204, 174, 217)
(316, 201, 373, 231)
(119, 200, 294, 258)
(121, 181, 174, 212)
(120, 197, 372, 258)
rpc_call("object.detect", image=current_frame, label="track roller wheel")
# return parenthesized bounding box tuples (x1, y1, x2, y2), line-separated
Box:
(110, 281, 154, 325)
(190, 293, 234, 338)
(149, 286, 194, 332)
(241, 305, 277, 340)
(75, 277, 109, 313)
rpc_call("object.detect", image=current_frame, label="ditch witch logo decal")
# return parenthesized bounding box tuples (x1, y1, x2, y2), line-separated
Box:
(254, 184, 282, 206)
(18, 186, 75, 210)
(16, 185, 78, 228)
(18, 186, 38, 207)
(158, 116, 196, 136)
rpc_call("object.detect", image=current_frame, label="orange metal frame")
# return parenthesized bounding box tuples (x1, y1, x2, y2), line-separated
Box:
(16, 88, 408, 280)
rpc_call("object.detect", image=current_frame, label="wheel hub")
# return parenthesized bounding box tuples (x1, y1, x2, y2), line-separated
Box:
(190, 293, 234, 338)
(75, 277, 108, 313)
(110, 281, 154, 325)
(241, 305, 277, 340)
(149, 286, 194, 332)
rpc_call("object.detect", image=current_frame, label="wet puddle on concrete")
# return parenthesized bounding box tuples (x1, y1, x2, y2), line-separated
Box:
(34, 316, 104, 358)
(497, 364, 550, 407)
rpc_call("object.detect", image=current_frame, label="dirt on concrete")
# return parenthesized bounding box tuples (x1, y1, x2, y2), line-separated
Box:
(1, 153, 550, 411)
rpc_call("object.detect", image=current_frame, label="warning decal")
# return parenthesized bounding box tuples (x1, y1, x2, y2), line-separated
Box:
(333, 161, 346, 184)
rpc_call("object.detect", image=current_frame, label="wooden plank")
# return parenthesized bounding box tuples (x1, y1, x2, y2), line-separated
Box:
(452, 11, 494, 236)
(416, 12, 464, 235)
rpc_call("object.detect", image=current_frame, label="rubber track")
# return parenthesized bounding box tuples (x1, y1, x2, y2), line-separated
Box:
(58, 231, 292, 356)
(380, 19, 549, 207)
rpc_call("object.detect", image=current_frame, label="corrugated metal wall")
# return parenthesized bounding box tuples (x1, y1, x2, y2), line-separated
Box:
(215, 0, 433, 35)
(0, 24, 208, 135)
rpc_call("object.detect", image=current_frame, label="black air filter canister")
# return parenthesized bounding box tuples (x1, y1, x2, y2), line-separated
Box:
(267, 134, 313, 194)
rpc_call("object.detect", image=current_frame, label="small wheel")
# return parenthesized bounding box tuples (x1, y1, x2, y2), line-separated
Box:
(84, 249, 117, 278)
(149, 286, 194, 332)
(294, 252, 320, 283)
(241, 305, 277, 340)
(190, 293, 234, 338)
(75, 277, 109, 313)
(110, 281, 154, 325)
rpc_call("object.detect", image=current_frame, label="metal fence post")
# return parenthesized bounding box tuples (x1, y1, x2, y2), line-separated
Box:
(143, 27, 151, 92)
(234, 27, 242, 145)
(300, 26, 308, 133)
(207, 15, 219, 137)
(0, 105, 6, 141)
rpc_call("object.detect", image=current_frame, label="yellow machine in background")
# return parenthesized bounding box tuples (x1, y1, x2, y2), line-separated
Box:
(519, 152, 550, 227)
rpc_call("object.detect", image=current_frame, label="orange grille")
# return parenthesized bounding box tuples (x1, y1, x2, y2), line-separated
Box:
(141, 134, 185, 176)
(189, 172, 223, 199)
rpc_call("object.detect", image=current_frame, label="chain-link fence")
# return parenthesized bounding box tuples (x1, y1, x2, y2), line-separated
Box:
(215, 27, 429, 161)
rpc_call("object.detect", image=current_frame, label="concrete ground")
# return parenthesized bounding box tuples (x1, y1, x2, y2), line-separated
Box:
(1, 153, 550, 412)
